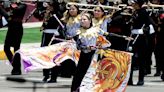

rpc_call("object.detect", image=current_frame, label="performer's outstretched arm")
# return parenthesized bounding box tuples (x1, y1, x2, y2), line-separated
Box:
(0, 7, 9, 20)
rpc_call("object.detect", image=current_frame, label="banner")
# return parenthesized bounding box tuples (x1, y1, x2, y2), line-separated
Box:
(17, 41, 80, 72)
(17, 35, 109, 73)
(80, 49, 132, 92)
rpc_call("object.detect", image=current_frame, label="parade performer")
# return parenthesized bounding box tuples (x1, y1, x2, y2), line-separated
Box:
(92, 6, 132, 51)
(0, 0, 27, 75)
(128, 0, 152, 86)
(71, 13, 111, 92)
(57, 4, 81, 78)
(92, 6, 112, 33)
(158, 12, 164, 81)
(61, 4, 81, 40)
(39, 1, 65, 83)
(150, 0, 164, 77)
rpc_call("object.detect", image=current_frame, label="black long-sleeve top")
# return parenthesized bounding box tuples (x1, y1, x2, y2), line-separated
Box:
(132, 8, 151, 29)
(42, 13, 60, 29)
(10, 3, 27, 23)
(0, 3, 26, 23)
(0, 6, 9, 19)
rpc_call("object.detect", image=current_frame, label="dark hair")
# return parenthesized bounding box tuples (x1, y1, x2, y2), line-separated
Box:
(61, 4, 80, 23)
(94, 6, 105, 16)
(134, 0, 145, 7)
(68, 5, 80, 15)
(94, 6, 105, 13)
(50, 0, 59, 13)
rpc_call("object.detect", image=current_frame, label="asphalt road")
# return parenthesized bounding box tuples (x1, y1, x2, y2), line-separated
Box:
(1, 56, 164, 92)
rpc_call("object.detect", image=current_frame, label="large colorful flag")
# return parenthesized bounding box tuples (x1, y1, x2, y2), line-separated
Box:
(80, 49, 132, 92)
(17, 35, 110, 72)
(15, 35, 132, 91)
(16, 41, 80, 72)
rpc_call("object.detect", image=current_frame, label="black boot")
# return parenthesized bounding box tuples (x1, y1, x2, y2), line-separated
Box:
(47, 73, 57, 83)
(154, 72, 161, 77)
(161, 74, 164, 81)
(42, 69, 50, 82)
(11, 69, 21, 75)
(42, 76, 49, 82)
(128, 80, 133, 85)
(47, 78, 57, 83)
(47, 66, 60, 83)
(128, 66, 133, 86)
(11, 53, 21, 75)
(137, 80, 144, 86)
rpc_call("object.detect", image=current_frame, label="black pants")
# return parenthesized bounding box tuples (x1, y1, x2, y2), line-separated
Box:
(145, 33, 156, 74)
(60, 59, 76, 77)
(4, 26, 23, 62)
(71, 51, 95, 92)
(50, 60, 76, 80)
(154, 44, 162, 74)
(129, 35, 149, 82)
(41, 32, 55, 47)
(155, 30, 164, 76)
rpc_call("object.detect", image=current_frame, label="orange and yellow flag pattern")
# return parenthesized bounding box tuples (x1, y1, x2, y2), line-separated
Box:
(80, 49, 132, 92)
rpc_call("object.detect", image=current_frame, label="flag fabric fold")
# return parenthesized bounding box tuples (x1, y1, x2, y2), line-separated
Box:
(17, 41, 80, 72)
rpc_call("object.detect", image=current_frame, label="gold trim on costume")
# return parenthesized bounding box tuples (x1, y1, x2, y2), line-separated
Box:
(67, 15, 81, 26)
(77, 27, 102, 40)
(92, 16, 106, 27)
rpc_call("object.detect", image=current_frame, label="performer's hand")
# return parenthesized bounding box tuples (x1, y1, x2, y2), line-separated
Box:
(88, 46, 98, 50)
(124, 36, 133, 41)
(55, 62, 61, 66)
(157, 27, 161, 32)
(86, 46, 93, 51)
(40, 27, 44, 31)
(147, 2, 152, 7)
(66, 36, 73, 40)
(104, 32, 109, 36)
(67, 39, 74, 43)
(11, 3, 18, 9)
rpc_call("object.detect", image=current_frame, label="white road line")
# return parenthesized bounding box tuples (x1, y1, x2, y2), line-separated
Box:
(2, 76, 164, 86)
(145, 82, 164, 86)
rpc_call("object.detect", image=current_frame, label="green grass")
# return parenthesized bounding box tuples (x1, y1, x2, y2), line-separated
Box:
(0, 27, 42, 44)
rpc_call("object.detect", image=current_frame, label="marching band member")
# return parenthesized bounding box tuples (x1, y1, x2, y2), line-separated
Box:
(40, 2, 62, 47)
(61, 4, 81, 39)
(92, 6, 112, 33)
(0, 0, 27, 75)
(40, 1, 63, 83)
(57, 4, 81, 78)
(159, 13, 164, 81)
(71, 13, 111, 92)
(92, 6, 131, 51)
(128, 0, 152, 86)
(150, 0, 163, 77)
(144, 0, 159, 77)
